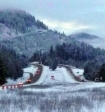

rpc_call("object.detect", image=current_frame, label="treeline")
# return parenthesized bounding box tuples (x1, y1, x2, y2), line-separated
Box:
(30, 42, 105, 67)
(30, 42, 105, 81)
(0, 44, 28, 84)
(0, 10, 48, 33)
(84, 61, 105, 81)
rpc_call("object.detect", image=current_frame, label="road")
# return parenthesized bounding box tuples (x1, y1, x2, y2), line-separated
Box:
(24, 64, 43, 85)
(1, 64, 83, 89)
(1, 64, 43, 87)
(59, 65, 84, 82)
(24, 64, 82, 87)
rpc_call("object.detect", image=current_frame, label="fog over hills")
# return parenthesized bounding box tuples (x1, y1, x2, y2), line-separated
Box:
(69, 33, 105, 49)
(69, 33, 99, 40)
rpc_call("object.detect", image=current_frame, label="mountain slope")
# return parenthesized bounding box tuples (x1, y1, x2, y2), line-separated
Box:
(0, 9, 105, 59)
(0, 10, 70, 58)
(0, 9, 48, 40)
(1, 30, 68, 58)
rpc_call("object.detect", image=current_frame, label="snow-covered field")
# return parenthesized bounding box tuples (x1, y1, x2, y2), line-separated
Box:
(0, 64, 105, 112)
(0, 85, 105, 112)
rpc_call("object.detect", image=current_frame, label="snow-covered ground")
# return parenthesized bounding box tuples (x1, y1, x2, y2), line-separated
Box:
(35, 66, 77, 85)
(21, 65, 105, 92)
(16, 65, 37, 83)
(29, 61, 39, 65)
(0, 84, 105, 112)
(72, 68, 84, 76)
(1, 64, 105, 112)
(71, 67, 85, 80)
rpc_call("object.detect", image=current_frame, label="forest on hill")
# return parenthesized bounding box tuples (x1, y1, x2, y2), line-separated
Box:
(0, 10, 48, 34)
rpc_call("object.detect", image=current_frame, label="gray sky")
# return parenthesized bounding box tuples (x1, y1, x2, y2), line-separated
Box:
(0, 0, 105, 38)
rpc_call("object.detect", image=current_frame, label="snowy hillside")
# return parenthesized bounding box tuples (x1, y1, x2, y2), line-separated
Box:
(1, 30, 67, 57)
(0, 10, 67, 57)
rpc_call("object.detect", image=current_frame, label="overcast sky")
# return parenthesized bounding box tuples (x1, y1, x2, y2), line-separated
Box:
(0, 0, 105, 38)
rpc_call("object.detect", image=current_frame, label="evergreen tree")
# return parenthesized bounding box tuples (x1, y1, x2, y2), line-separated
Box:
(49, 45, 54, 59)
(0, 44, 27, 80)
(83, 61, 99, 80)
(98, 64, 105, 81)
(0, 55, 7, 81)
(51, 59, 58, 70)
